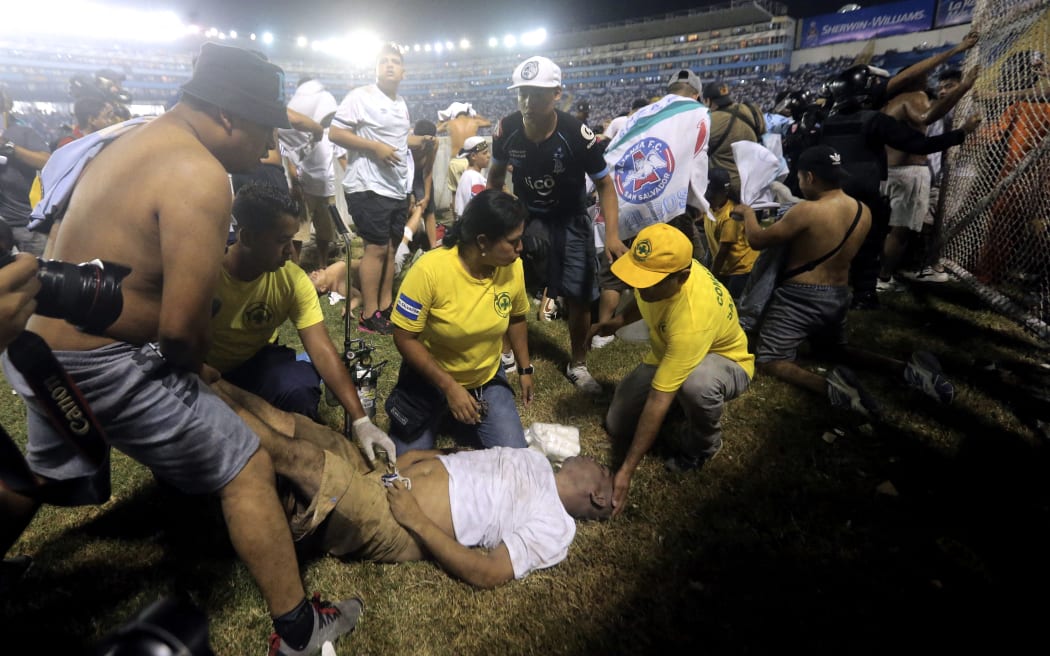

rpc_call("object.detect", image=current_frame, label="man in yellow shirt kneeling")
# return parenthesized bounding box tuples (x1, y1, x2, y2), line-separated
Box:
(590, 223, 754, 516)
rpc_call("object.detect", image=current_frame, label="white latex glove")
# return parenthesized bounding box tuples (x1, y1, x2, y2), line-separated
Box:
(352, 417, 396, 468)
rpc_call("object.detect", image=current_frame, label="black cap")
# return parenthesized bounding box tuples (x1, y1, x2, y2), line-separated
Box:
(708, 167, 731, 190)
(181, 43, 290, 129)
(797, 145, 850, 184)
(702, 80, 730, 100)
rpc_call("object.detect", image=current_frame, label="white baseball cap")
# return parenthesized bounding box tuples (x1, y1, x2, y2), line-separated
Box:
(458, 136, 489, 157)
(509, 56, 562, 89)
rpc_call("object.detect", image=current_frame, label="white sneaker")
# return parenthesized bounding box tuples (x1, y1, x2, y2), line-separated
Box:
(501, 351, 516, 375)
(538, 292, 559, 322)
(876, 277, 905, 293)
(591, 334, 615, 349)
(900, 267, 950, 283)
(565, 363, 602, 395)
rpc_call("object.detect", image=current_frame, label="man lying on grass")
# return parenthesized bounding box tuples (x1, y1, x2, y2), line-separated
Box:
(211, 380, 615, 588)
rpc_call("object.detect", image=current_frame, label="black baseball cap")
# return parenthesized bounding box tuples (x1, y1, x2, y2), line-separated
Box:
(797, 145, 850, 184)
(702, 80, 730, 101)
(181, 43, 290, 129)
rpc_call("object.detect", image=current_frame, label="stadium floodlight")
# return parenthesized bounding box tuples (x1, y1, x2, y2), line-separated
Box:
(205, 27, 219, 38)
(425, 43, 432, 52)
(503, 34, 517, 48)
(262, 32, 274, 45)
(229, 30, 237, 39)
(521, 28, 546, 46)
(445, 41, 455, 50)
(344, 30, 382, 67)
(414, 44, 421, 52)
(459, 39, 470, 50)
(435, 42, 444, 53)
(297, 36, 309, 48)
(218, 32, 228, 40)
(488, 37, 499, 48)
(250, 33, 257, 41)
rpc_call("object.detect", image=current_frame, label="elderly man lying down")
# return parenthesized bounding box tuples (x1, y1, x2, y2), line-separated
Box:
(211, 380, 614, 588)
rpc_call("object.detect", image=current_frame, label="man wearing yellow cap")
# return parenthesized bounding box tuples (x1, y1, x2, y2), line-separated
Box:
(590, 223, 753, 516)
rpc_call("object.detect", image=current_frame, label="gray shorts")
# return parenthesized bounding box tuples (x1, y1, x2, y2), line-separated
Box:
(1, 342, 259, 496)
(755, 283, 851, 364)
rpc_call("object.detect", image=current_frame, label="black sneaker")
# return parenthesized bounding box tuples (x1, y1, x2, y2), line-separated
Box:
(826, 366, 883, 419)
(850, 291, 880, 311)
(358, 311, 392, 335)
(268, 594, 363, 656)
(904, 351, 955, 404)
(664, 440, 721, 473)
(379, 306, 392, 321)
(0, 555, 32, 595)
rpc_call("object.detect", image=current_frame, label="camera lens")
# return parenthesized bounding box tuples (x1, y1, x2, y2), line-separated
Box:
(35, 259, 131, 334)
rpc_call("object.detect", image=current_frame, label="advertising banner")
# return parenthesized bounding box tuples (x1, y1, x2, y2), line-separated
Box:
(800, 0, 935, 48)
(934, 0, 976, 28)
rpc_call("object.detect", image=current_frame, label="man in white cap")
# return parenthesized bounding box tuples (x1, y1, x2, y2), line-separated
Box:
(488, 55, 618, 395)
(589, 223, 753, 516)
(454, 136, 490, 218)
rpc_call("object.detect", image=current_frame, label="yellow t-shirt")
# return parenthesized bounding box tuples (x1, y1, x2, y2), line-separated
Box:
(704, 200, 759, 276)
(637, 261, 755, 392)
(207, 262, 324, 373)
(392, 246, 529, 389)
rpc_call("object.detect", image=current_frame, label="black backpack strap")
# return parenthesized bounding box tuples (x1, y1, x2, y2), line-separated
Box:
(709, 109, 741, 154)
(780, 200, 863, 281)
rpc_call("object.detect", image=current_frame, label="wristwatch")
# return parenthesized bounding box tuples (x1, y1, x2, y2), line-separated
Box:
(517, 364, 534, 375)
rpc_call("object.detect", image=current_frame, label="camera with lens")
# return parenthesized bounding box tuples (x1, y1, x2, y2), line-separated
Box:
(0, 252, 131, 335)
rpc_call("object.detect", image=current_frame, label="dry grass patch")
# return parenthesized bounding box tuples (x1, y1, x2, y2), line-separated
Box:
(2, 278, 1048, 654)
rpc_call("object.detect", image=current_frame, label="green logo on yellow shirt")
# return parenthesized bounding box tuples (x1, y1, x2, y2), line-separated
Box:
(243, 302, 275, 329)
(494, 291, 512, 318)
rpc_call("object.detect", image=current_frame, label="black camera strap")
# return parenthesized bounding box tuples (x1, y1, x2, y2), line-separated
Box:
(0, 331, 111, 502)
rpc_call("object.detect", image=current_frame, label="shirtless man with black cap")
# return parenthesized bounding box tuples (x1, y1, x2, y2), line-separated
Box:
(0, 43, 361, 656)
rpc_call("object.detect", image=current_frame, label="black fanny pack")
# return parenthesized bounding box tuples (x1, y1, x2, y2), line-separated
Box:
(384, 363, 512, 441)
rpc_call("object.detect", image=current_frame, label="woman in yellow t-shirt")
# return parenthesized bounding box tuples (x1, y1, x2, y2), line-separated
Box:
(386, 190, 534, 454)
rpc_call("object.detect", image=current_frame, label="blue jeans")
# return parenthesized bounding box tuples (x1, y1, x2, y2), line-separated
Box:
(224, 344, 323, 421)
(387, 367, 525, 455)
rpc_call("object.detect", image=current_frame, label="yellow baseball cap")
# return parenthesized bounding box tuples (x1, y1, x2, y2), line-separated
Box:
(610, 223, 693, 289)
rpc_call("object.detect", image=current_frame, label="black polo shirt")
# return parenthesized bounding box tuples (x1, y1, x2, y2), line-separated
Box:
(492, 109, 608, 218)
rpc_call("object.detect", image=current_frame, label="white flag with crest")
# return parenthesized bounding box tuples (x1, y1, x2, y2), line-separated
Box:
(603, 94, 711, 240)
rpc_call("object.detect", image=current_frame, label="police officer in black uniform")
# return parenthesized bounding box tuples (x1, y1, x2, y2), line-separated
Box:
(819, 64, 982, 309)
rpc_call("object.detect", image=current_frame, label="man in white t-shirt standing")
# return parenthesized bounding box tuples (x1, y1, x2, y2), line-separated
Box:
(330, 44, 434, 335)
(453, 136, 490, 218)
